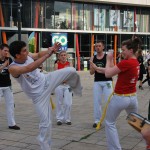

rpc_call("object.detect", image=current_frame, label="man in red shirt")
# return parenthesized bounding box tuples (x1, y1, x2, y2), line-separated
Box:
(104, 37, 141, 150)
(54, 51, 73, 125)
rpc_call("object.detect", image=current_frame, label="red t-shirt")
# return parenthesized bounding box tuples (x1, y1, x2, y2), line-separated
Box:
(115, 58, 139, 94)
(57, 61, 70, 70)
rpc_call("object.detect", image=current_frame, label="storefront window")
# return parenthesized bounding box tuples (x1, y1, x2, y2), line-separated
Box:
(119, 6, 134, 32)
(83, 4, 92, 30)
(72, 3, 84, 30)
(93, 5, 107, 31)
(31, 1, 46, 28)
(137, 9, 150, 32)
(22, 1, 31, 28)
(45, 1, 54, 29)
(54, 1, 71, 29)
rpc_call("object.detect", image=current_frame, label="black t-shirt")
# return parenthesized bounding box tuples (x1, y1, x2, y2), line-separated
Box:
(93, 54, 112, 82)
(0, 57, 12, 87)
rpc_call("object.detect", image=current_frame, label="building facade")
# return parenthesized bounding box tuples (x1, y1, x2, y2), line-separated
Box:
(0, 0, 150, 70)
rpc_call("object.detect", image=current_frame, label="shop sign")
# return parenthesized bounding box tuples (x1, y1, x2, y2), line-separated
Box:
(52, 33, 68, 51)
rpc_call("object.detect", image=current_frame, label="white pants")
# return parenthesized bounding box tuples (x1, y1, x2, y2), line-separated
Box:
(93, 81, 113, 123)
(55, 84, 72, 122)
(33, 67, 82, 150)
(0, 87, 16, 126)
(105, 94, 138, 150)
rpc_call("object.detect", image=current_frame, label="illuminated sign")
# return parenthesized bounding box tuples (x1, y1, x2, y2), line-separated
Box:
(52, 33, 68, 51)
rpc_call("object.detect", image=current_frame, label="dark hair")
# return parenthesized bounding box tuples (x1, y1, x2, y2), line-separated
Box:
(96, 40, 105, 47)
(0, 43, 9, 50)
(122, 37, 142, 54)
(9, 41, 26, 58)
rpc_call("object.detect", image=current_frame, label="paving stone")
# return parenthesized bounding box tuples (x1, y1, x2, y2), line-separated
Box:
(0, 73, 149, 150)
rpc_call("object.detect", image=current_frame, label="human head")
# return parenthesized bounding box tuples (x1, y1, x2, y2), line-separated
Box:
(121, 37, 142, 59)
(9, 41, 27, 58)
(136, 49, 143, 58)
(58, 50, 67, 63)
(95, 40, 105, 54)
(0, 43, 9, 58)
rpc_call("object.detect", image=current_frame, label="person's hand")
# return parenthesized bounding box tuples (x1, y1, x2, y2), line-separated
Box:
(53, 42, 61, 53)
(107, 51, 114, 62)
(89, 60, 97, 70)
(3, 59, 9, 67)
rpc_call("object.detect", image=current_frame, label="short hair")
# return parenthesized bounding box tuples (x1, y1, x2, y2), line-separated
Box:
(9, 41, 26, 58)
(95, 40, 105, 47)
(59, 50, 67, 54)
(0, 43, 9, 50)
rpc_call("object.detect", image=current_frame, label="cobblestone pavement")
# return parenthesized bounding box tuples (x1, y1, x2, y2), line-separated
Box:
(0, 71, 149, 150)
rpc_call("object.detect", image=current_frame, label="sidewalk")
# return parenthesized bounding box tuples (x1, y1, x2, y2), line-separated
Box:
(0, 71, 149, 150)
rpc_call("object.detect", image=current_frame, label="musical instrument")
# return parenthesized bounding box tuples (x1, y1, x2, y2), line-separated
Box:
(127, 112, 150, 132)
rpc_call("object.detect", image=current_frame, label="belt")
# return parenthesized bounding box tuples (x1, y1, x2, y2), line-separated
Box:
(114, 93, 136, 97)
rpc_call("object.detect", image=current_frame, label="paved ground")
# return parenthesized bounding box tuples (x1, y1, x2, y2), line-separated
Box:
(0, 71, 149, 150)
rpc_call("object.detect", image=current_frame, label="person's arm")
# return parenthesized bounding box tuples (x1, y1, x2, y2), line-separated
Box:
(29, 42, 61, 60)
(0, 60, 9, 72)
(9, 49, 54, 78)
(105, 53, 121, 78)
(69, 62, 73, 67)
(54, 63, 58, 71)
(141, 126, 150, 145)
(89, 56, 95, 75)
(89, 60, 105, 74)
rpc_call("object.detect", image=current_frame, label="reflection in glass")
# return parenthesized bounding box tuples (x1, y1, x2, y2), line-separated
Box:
(54, 1, 71, 29)
(93, 5, 106, 31)
(84, 4, 92, 30)
(72, 3, 83, 30)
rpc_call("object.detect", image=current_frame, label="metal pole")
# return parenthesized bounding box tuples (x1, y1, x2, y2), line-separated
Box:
(18, 0, 22, 41)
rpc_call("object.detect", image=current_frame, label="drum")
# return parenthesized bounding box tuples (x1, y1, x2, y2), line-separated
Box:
(127, 112, 150, 132)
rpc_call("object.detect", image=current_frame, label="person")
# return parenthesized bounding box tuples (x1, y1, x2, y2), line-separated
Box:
(141, 125, 150, 150)
(0, 43, 20, 130)
(136, 49, 146, 90)
(146, 50, 150, 61)
(142, 58, 150, 87)
(104, 37, 141, 150)
(89, 40, 113, 128)
(54, 51, 73, 125)
(8, 41, 82, 150)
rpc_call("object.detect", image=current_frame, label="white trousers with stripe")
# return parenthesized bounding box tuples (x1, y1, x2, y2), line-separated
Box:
(33, 67, 82, 150)
(0, 87, 16, 126)
(105, 94, 138, 150)
(55, 84, 72, 123)
(93, 81, 113, 124)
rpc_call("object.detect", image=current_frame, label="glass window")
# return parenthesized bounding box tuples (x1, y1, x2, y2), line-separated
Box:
(83, 4, 92, 30)
(80, 33, 91, 57)
(137, 8, 150, 32)
(31, 1, 46, 28)
(22, 1, 31, 28)
(45, 1, 54, 29)
(72, 3, 84, 30)
(1, 1, 10, 27)
(54, 1, 71, 29)
(93, 5, 107, 31)
(119, 6, 134, 32)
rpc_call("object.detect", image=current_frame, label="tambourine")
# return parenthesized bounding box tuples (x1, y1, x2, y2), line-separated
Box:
(126, 112, 150, 132)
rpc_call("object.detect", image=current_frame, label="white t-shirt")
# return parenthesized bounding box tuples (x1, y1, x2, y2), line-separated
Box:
(10, 56, 45, 100)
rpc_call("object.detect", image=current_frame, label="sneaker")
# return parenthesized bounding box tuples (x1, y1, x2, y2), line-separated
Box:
(66, 122, 72, 125)
(57, 121, 62, 125)
(93, 123, 97, 128)
(9, 125, 20, 130)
